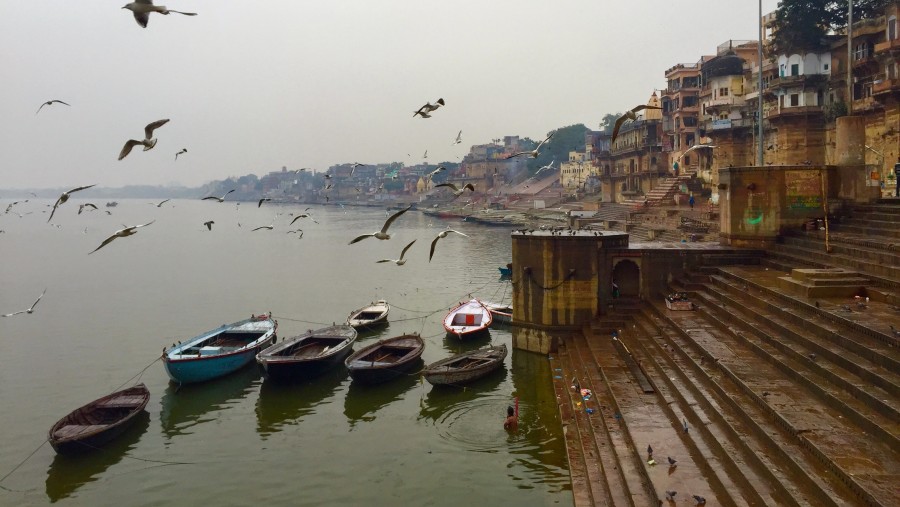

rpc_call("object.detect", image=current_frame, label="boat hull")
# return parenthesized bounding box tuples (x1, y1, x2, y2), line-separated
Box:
(257, 325, 357, 382)
(163, 315, 277, 384)
(345, 334, 425, 385)
(49, 384, 150, 455)
(424, 344, 507, 386)
(443, 299, 493, 339)
(163, 343, 272, 384)
(261, 346, 354, 380)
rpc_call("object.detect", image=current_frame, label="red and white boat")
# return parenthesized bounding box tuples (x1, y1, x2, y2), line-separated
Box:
(443, 299, 492, 339)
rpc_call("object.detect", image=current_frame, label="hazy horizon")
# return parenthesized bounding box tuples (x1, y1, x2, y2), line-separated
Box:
(1, 1, 779, 189)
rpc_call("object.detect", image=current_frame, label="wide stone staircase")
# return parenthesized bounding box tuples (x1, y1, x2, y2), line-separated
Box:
(555, 201, 900, 506)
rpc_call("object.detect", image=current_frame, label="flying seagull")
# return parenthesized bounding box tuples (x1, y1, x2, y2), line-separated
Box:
(453, 130, 462, 145)
(2, 289, 47, 317)
(36, 100, 70, 115)
(174, 148, 188, 161)
(118, 119, 170, 160)
(150, 199, 171, 208)
(611, 104, 663, 144)
(535, 159, 556, 176)
(413, 98, 444, 117)
(122, 1, 197, 28)
(258, 198, 271, 208)
(348, 205, 411, 244)
(429, 228, 468, 262)
(201, 189, 235, 203)
(427, 166, 446, 180)
(78, 203, 98, 215)
(289, 213, 317, 225)
(252, 216, 276, 232)
(89, 221, 154, 254)
(677, 144, 717, 163)
(505, 131, 555, 159)
(377, 239, 416, 265)
(203, 220, 214, 231)
(48, 184, 96, 222)
(435, 182, 474, 197)
(423, 150, 428, 159)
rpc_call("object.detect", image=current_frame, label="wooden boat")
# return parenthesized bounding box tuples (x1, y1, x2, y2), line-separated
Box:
(162, 313, 277, 384)
(48, 384, 150, 454)
(443, 299, 492, 339)
(257, 325, 357, 380)
(346, 300, 390, 330)
(423, 344, 508, 386)
(498, 264, 512, 277)
(482, 301, 513, 326)
(345, 333, 425, 384)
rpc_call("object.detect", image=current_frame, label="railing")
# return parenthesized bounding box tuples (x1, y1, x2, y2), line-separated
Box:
(874, 38, 900, 53)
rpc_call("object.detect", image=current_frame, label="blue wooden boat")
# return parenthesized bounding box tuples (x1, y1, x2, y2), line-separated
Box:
(162, 313, 277, 384)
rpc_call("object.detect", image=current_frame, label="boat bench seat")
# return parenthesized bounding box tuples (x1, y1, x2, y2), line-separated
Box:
(97, 395, 145, 408)
(351, 360, 393, 367)
(54, 424, 107, 439)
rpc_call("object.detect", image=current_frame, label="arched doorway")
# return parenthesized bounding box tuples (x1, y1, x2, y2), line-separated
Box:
(612, 259, 641, 298)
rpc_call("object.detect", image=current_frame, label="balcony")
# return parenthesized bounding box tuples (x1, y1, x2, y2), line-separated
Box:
(853, 48, 877, 69)
(766, 105, 824, 120)
(874, 38, 900, 54)
(873, 78, 900, 95)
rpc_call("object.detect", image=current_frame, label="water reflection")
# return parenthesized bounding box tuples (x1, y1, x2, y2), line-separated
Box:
(441, 329, 492, 352)
(160, 366, 261, 439)
(343, 361, 423, 428)
(255, 368, 347, 438)
(45, 411, 150, 503)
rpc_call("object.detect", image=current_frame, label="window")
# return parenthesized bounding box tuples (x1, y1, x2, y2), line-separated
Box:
(824, 64, 829, 71)
(791, 63, 799, 76)
(790, 94, 799, 106)
(719, 87, 729, 97)
(889, 17, 897, 40)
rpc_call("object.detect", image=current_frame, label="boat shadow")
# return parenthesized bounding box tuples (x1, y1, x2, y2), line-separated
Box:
(343, 359, 423, 428)
(45, 411, 150, 503)
(441, 330, 492, 352)
(255, 367, 347, 438)
(160, 366, 262, 440)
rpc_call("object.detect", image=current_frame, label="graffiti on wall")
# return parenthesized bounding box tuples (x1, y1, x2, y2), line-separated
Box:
(785, 170, 822, 210)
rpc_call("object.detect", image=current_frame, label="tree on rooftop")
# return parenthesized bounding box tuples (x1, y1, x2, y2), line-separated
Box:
(599, 114, 622, 135)
(771, 0, 890, 55)
(527, 124, 589, 173)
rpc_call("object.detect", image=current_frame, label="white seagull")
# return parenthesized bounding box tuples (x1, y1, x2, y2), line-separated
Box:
(150, 199, 171, 208)
(453, 130, 462, 145)
(89, 221, 154, 254)
(349, 205, 411, 244)
(122, 1, 197, 28)
(78, 203, 99, 215)
(429, 228, 468, 262)
(427, 166, 446, 180)
(505, 131, 555, 159)
(289, 213, 317, 225)
(252, 217, 276, 232)
(611, 104, 663, 144)
(36, 100, 70, 115)
(435, 182, 475, 197)
(535, 160, 556, 176)
(118, 119, 170, 160)
(677, 144, 718, 163)
(2, 289, 47, 317)
(201, 189, 235, 203)
(174, 148, 188, 161)
(377, 239, 416, 265)
(48, 184, 96, 222)
(258, 198, 271, 208)
(413, 98, 444, 117)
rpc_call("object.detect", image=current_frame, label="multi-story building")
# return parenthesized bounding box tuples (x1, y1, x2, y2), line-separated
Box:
(595, 92, 666, 203)
(662, 61, 707, 173)
(559, 151, 588, 189)
(459, 139, 528, 189)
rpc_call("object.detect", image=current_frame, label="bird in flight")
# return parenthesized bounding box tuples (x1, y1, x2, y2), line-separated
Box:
(150, 199, 171, 208)
(258, 198, 271, 208)
(48, 184, 96, 222)
(429, 228, 468, 262)
(677, 144, 717, 163)
(349, 205, 411, 244)
(413, 98, 444, 118)
(201, 189, 235, 203)
(453, 130, 462, 145)
(289, 213, 317, 225)
(611, 104, 663, 144)
(287, 229, 304, 238)
(2, 289, 47, 317)
(423, 150, 428, 159)
(349, 162, 364, 177)
(36, 100, 70, 115)
(505, 131, 554, 159)
(78, 203, 99, 215)
(89, 221, 154, 254)
(534, 160, 556, 176)
(118, 119, 170, 160)
(435, 182, 475, 197)
(252, 216, 276, 232)
(377, 239, 416, 265)
(203, 220, 214, 231)
(427, 166, 446, 180)
(122, 1, 197, 28)
(174, 148, 188, 161)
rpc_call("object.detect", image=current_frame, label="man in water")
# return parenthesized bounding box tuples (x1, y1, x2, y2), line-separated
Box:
(504, 405, 518, 431)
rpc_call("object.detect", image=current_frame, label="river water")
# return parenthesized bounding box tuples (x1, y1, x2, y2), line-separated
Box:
(0, 199, 571, 506)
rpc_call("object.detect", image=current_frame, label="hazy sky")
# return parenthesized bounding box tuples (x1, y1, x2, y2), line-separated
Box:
(1, 0, 780, 189)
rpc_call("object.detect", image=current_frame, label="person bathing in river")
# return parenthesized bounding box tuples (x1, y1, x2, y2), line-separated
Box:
(504, 405, 518, 431)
